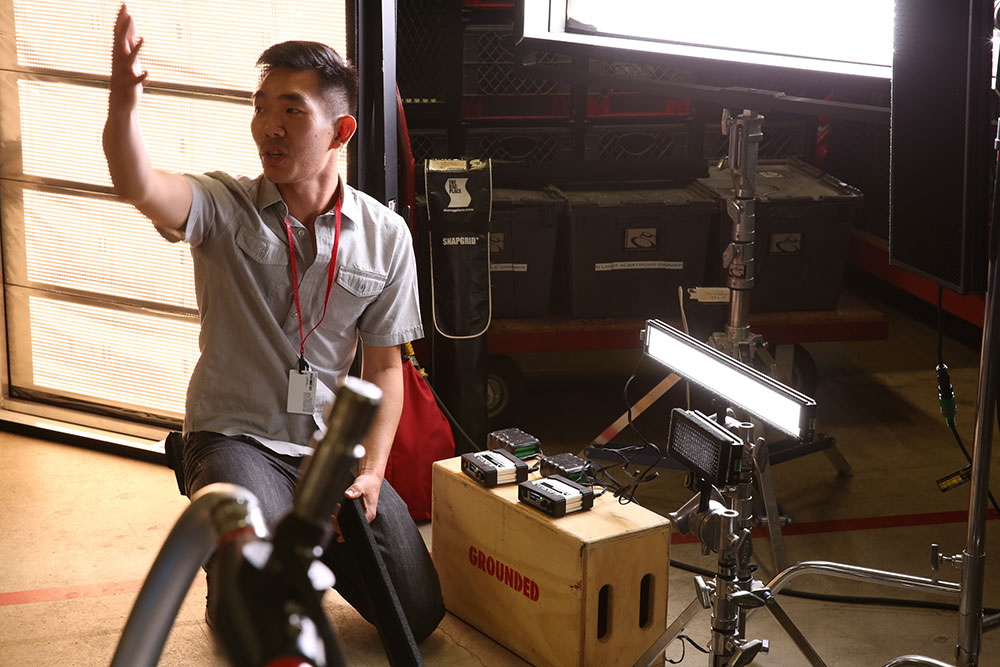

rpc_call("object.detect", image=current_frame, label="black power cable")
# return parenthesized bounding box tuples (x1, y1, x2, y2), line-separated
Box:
(935, 288, 1000, 517)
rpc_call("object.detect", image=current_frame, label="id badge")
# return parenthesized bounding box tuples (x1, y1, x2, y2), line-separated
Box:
(287, 368, 319, 414)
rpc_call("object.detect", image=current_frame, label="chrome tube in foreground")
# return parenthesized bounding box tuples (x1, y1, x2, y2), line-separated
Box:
(765, 560, 961, 598)
(111, 483, 265, 667)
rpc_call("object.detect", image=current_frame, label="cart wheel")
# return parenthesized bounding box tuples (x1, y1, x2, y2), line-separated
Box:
(487, 355, 523, 428)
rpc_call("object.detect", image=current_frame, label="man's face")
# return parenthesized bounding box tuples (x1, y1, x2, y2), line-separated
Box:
(250, 68, 344, 185)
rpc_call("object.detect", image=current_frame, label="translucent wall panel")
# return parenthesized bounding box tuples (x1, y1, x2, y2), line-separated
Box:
(21, 189, 196, 309)
(13, 0, 349, 92)
(25, 296, 199, 416)
(18, 80, 260, 187)
(1, 1, 349, 427)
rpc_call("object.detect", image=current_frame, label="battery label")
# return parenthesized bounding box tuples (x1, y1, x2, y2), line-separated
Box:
(478, 451, 516, 470)
(538, 477, 581, 498)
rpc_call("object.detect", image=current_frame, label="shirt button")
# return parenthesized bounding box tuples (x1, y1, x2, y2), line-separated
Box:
(296, 229, 305, 237)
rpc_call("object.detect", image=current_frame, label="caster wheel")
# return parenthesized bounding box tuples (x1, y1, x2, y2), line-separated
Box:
(486, 355, 523, 429)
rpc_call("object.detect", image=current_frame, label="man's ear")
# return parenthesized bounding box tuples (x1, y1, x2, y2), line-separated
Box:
(332, 115, 357, 149)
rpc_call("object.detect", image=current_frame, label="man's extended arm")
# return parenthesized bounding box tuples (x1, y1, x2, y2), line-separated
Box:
(345, 342, 405, 523)
(103, 4, 191, 234)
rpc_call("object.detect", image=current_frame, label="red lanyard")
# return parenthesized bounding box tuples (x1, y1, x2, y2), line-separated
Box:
(284, 189, 342, 368)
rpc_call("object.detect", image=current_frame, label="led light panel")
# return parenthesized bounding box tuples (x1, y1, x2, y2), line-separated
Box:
(22, 189, 196, 309)
(566, 0, 892, 76)
(13, 0, 348, 92)
(524, 0, 893, 79)
(644, 320, 816, 438)
(26, 297, 199, 417)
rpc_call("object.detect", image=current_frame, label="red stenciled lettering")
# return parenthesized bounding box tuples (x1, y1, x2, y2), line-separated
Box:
(527, 579, 540, 601)
(466, 545, 539, 602)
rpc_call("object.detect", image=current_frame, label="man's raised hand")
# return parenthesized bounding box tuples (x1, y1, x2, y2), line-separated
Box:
(110, 4, 147, 107)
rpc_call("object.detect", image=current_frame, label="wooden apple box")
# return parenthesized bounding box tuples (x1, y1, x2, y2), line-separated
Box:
(432, 456, 670, 667)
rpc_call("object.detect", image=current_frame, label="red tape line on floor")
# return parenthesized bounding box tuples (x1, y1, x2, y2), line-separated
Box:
(0, 573, 205, 607)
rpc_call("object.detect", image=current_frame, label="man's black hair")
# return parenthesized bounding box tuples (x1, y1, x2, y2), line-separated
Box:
(257, 41, 359, 117)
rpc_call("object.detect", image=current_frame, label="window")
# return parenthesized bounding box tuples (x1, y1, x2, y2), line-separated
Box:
(0, 0, 347, 439)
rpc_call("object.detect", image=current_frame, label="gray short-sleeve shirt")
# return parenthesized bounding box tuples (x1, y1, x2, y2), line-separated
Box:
(167, 172, 423, 455)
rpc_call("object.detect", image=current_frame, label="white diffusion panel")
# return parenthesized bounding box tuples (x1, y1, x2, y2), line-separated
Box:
(18, 80, 259, 187)
(25, 297, 199, 417)
(1, 0, 349, 432)
(22, 189, 197, 310)
(13, 0, 348, 92)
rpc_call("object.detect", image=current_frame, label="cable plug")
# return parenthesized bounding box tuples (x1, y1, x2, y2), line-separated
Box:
(937, 364, 958, 429)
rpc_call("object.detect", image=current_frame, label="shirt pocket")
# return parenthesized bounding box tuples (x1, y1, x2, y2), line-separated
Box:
(236, 226, 289, 265)
(235, 226, 290, 310)
(336, 266, 386, 298)
(332, 266, 387, 325)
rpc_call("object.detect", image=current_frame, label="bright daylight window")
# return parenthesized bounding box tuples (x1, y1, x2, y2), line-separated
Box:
(0, 1, 347, 435)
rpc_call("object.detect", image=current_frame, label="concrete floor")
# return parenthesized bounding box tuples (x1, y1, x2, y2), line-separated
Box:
(1, 277, 999, 666)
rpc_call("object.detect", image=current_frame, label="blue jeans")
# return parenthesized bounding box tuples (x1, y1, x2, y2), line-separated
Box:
(180, 431, 445, 642)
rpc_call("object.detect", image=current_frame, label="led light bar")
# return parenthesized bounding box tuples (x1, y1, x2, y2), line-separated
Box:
(643, 319, 816, 438)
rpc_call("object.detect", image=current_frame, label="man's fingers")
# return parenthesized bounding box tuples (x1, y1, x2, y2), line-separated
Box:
(126, 37, 146, 77)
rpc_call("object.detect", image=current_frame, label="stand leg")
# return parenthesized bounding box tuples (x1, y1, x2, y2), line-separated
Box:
(821, 446, 853, 476)
(633, 596, 705, 667)
(592, 373, 682, 446)
(754, 440, 789, 572)
(762, 592, 826, 667)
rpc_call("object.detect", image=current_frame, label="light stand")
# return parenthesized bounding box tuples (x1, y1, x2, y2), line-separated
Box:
(635, 408, 827, 667)
(710, 109, 763, 366)
(639, 321, 967, 666)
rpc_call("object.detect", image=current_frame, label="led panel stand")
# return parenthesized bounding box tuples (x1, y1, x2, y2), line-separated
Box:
(643, 319, 817, 440)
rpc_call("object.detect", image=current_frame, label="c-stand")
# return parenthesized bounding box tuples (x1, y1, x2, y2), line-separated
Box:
(635, 409, 963, 667)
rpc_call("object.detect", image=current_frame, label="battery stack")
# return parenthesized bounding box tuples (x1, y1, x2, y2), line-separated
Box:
(461, 449, 529, 487)
(487, 427, 541, 459)
(518, 474, 595, 517)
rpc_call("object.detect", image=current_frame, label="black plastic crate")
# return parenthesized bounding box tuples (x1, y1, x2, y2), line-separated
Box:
(704, 118, 814, 162)
(824, 119, 889, 239)
(409, 129, 451, 166)
(462, 24, 571, 97)
(489, 189, 562, 317)
(561, 184, 717, 318)
(398, 0, 453, 105)
(699, 157, 862, 312)
(465, 126, 573, 163)
(584, 122, 690, 162)
(586, 60, 693, 118)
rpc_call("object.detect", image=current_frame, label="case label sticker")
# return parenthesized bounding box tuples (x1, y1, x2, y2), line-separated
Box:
(770, 232, 802, 255)
(624, 227, 658, 250)
(595, 260, 683, 271)
(490, 263, 528, 272)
